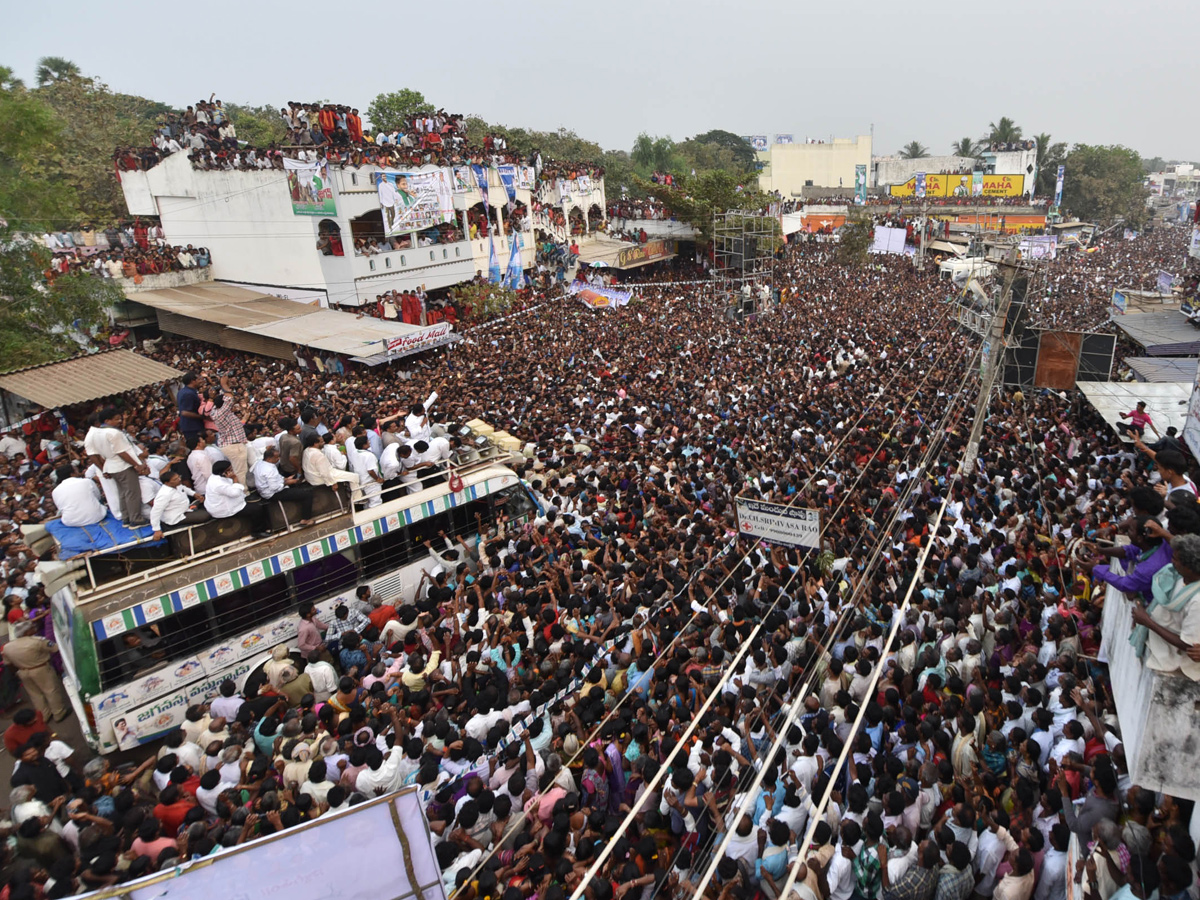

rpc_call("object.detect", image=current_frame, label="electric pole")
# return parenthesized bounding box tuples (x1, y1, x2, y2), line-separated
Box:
(961, 259, 1021, 476)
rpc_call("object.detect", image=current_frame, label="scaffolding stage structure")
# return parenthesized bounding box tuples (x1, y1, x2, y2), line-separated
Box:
(712, 210, 779, 319)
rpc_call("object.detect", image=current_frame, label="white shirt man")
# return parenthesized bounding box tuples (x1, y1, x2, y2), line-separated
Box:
(252, 457, 286, 499)
(52, 472, 107, 527)
(306, 657, 338, 699)
(151, 480, 198, 533)
(405, 409, 431, 443)
(204, 474, 248, 518)
(0, 433, 25, 458)
(188, 445, 213, 496)
(379, 442, 405, 480)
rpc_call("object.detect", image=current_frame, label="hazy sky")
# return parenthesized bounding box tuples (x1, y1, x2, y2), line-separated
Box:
(4, 0, 1197, 161)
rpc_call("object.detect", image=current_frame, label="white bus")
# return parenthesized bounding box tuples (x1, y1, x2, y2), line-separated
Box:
(33, 459, 535, 754)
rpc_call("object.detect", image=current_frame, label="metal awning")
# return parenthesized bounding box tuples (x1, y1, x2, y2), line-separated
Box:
(1079, 381, 1191, 437)
(129, 281, 457, 363)
(1125, 357, 1200, 383)
(1115, 311, 1200, 356)
(0, 350, 182, 409)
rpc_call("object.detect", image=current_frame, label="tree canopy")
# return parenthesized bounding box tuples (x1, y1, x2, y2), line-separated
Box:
(365, 89, 434, 133)
(900, 142, 929, 159)
(0, 76, 122, 367)
(1033, 133, 1066, 197)
(1061, 144, 1148, 226)
(986, 117, 1023, 143)
(951, 137, 980, 158)
(35, 56, 79, 87)
(225, 103, 287, 147)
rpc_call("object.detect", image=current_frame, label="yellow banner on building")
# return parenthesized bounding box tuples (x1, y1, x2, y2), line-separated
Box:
(889, 172, 1023, 198)
(980, 174, 1024, 196)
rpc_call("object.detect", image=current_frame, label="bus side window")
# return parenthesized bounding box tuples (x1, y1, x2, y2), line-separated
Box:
(154, 605, 217, 665)
(293, 552, 359, 606)
(210, 575, 292, 640)
(360, 526, 414, 579)
(496, 486, 534, 521)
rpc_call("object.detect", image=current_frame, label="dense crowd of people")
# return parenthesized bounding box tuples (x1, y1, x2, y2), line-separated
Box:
(35, 220, 211, 282)
(2, 227, 1200, 900)
(112, 100, 605, 196)
(1026, 226, 1193, 331)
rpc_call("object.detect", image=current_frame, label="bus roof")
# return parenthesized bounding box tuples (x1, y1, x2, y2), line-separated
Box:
(47, 463, 521, 623)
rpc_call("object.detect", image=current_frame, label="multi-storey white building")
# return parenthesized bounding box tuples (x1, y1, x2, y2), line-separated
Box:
(118, 152, 606, 308)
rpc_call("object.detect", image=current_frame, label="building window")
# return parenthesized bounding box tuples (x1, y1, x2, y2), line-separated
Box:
(429, 251, 435, 261)
(385, 257, 391, 268)
(442, 249, 448, 259)
(400, 255, 406, 266)
(351, 173, 358, 186)
(369, 259, 376, 271)
(455, 247, 461, 258)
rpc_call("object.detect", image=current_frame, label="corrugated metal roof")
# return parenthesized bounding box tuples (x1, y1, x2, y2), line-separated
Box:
(1115, 311, 1200, 356)
(1125, 357, 1200, 383)
(0, 350, 182, 409)
(237, 310, 430, 355)
(131, 282, 319, 327)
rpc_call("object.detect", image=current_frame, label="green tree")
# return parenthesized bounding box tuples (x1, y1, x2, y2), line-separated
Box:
(0, 81, 120, 367)
(225, 102, 286, 146)
(836, 214, 873, 268)
(365, 89, 434, 133)
(688, 129, 756, 169)
(34, 56, 80, 87)
(638, 169, 770, 241)
(951, 137, 980, 158)
(1061, 144, 1148, 226)
(1032, 133, 1067, 197)
(631, 133, 679, 173)
(899, 142, 929, 159)
(986, 117, 1023, 143)
(36, 75, 159, 223)
(0, 66, 24, 91)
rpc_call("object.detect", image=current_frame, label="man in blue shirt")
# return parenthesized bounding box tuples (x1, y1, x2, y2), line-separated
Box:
(176, 372, 204, 440)
(1086, 516, 1171, 605)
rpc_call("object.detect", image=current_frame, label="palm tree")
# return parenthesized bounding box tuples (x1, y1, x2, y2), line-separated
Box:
(951, 137, 980, 158)
(899, 142, 929, 160)
(1033, 133, 1067, 197)
(35, 56, 80, 87)
(986, 117, 1023, 144)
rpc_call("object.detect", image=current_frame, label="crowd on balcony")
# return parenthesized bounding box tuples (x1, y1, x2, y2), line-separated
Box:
(112, 98, 606, 192)
(34, 219, 211, 283)
(8, 231, 1200, 900)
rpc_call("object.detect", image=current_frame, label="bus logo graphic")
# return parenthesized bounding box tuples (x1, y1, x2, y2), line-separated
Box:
(248, 563, 265, 581)
(270, 622, 292, 640)
(143, 599, 164, 620)
(216, 575, 234, 593)
(104, 615, 126, 635)
(207, 647, 234, 665)
(95, 690, 130, 711)
(141, 676, 165, 693)
(174, 661, 202, 679)
(180, 586, 201, 607)
(241, 633, 264, 650)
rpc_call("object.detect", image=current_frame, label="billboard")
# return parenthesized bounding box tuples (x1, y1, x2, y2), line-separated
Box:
(1018, 235, 1058, 260)
(854, 164, 867, 205)
(1111, 289, 1128, 315)
(1191, 225, 1200, 260)
(889, 173, 1024, 198)
(735, 498, 821, 549)
(282, 158, 336, 216)
(776, 134, 794, 144)
(915, 172, 927, 199)
(375, 167, 455, 237)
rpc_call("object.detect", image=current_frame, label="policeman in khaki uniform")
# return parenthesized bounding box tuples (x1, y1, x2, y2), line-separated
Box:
(2, 620, 70, 721)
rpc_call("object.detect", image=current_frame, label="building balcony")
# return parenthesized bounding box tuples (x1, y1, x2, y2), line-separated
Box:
(1100, 575, 1200, 802)
(113, 266, 212, 293)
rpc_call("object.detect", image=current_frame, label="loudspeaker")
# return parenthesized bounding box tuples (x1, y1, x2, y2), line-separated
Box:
(743, 237, 758, 270)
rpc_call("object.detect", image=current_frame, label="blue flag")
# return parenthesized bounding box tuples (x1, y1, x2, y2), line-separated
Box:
(488, 236, 502, 283)
(505, 235, 523, 289)
(472, 164, 489, 208)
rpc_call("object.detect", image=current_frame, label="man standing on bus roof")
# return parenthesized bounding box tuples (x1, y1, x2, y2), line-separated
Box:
(90, 406, 151, 528)
(177, 371, 205, 441)
(2, 620, 70, 722)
